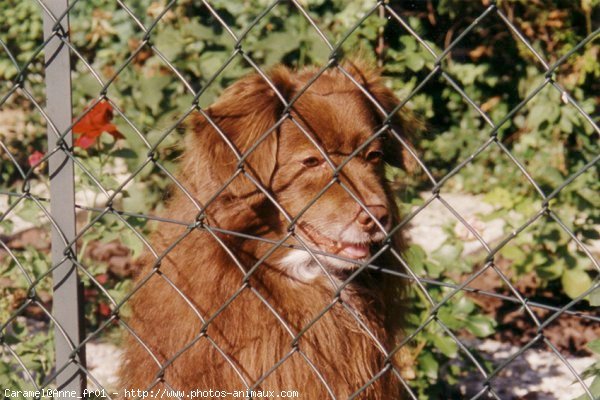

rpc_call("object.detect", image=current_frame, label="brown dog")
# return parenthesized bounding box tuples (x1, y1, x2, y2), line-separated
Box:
(119, 61, 414, 399)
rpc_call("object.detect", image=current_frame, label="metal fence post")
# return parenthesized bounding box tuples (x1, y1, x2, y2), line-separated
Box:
(42, 0, 86, 395)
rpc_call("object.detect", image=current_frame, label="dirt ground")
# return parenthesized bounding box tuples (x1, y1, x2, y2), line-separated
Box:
(466, 258, 599, 357)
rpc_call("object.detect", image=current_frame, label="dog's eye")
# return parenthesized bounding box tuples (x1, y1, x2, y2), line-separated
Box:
(366, 150, 384, 163)
(302, 156, 322, 168)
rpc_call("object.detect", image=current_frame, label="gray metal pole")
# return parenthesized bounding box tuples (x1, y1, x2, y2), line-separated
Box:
(42, 1, 86, 396)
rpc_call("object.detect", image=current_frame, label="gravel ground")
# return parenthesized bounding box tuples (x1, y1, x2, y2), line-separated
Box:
(406, 193, 506, 256)
(459, 340, 595, 400)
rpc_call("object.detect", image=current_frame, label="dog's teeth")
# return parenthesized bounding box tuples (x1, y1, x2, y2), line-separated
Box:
(340, 244, 369, 259)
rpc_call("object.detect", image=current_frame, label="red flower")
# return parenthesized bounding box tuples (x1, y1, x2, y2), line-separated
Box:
(98, 302, 112, 318)
(95, 273, 109, 285)
(73, 100, 123, 149)
(28, 150, 44, 167)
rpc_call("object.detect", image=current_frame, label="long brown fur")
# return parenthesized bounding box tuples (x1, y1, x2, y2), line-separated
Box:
(119, 61, 414, 399)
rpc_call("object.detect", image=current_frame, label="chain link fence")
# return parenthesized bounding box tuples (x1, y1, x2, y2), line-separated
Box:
(1, 1, 598, 399)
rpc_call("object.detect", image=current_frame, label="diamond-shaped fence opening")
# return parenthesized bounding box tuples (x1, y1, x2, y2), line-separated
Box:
(0, 1, 598, 399)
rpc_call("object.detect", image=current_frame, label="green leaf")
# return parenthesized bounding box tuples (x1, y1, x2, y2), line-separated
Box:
(438, 307, 464, 330)
(16, 201, 43, 223)
(539, 166, 565, 187)
(121, 228, 144, 259)
(484, 187, 514, 209)
(111, 148, 138, 159)
(587, 339, 600, 355)
(418, 351, 439, 380)
(561, 268, 593, 300)
(73, 72, 102, 98)
(139, 75, 171, 114)
(199, 51, 229, 78)
(399, 36, 417, 52)
(577, 187, 600, 207)
(155, 26, 185, 59)
(453, 295, 475, 315)
(464, 315, 496, 338)
(405, 53, 426, 72)
(430, 333, 458, 358)
(589, 286, 600, 306)
(433, 244, 461, 265)
(181, 20, 215, 41)
(527, 103, 549, 129)
(261, 32, 300, 66)
(425, 260, 445, 278)
(404, 245, 427, 275)
(537, 260, 564, 281)
(502, 245, 527, 264)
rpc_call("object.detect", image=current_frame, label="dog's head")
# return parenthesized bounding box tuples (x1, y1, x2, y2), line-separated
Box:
(188, 62, 415, 279)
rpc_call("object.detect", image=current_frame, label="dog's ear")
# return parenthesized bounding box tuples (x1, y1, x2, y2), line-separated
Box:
(191, 67, 293, 200)
(367, 80, 420, 173)
(343, 60, 420, 172)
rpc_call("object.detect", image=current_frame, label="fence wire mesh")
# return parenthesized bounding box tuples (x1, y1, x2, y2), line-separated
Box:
(0, 0, 599, 399)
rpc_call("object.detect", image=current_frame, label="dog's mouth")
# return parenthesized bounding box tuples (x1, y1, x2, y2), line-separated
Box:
(296, 222, 374, 261)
